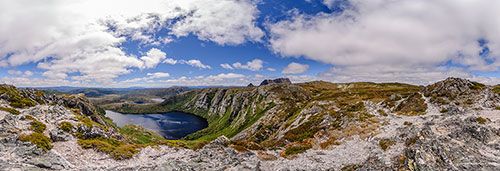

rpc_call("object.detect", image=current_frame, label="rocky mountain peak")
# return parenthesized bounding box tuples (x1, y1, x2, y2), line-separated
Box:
(259, 78, 292, 86)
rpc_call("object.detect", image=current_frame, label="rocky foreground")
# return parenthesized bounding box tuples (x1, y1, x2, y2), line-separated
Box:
(1, 78, 500, 170)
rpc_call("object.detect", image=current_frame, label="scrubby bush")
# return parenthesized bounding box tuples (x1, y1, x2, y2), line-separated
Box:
(18, 133, 52, 151)
(77, 138, 140, 160)
(379, 138, 395, 151)
(59, 121, 74, 132)
(0, 106, 20, 115)
(477, 117, 488, 124)
(284, 145, 310, 156)
(191, 141, 209, 150)
(30, 120, 46, 133)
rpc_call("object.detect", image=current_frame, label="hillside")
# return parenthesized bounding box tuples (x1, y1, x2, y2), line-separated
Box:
(1, 78, 500, 170)
(108, 77, 500, 170)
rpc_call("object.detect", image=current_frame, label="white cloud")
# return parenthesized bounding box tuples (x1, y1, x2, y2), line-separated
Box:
(268, 0, 500, 83)
(181, 59, 211, 69)
(282, 62, 309, 74)
(8, 70, 22, 76)
(220, 63, 234, 70)
(163, 58, 178, 65)
(230, 59, 263, 71)
(8, 70, 34, 77)
(267, 67, 276, 71)
(23, 71, 33, 77)
(121, 72, 170, 83)
(163, 58, 211, 69)
(140, 48, 166, 69)
(0, 0, 261, 83)
(147, 72, 170, 79)
(206, 73, 245, 80)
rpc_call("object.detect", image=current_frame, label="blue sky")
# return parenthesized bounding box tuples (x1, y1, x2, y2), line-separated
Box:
(1, 0, 500, 87)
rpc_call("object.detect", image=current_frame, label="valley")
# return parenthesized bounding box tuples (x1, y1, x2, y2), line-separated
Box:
(0, 77, 500, 170)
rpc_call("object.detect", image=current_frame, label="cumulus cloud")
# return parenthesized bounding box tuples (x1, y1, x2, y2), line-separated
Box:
(163, 58, 178, 65)
(7, 70, 33, 77)
(220, 63, 234, 70)
(268, 0, 500, 83)
(121, 72, 170, 83)
(158, 73, 247, 86)
(162, 58, 211, 69)
(222, 59, 263, 71)
(0, 0, 261, 84)
(182, 60, 211, 69)
(147, 72, 170, 78)
(282, 62, 309, 74)
(140, 48, 166, 69)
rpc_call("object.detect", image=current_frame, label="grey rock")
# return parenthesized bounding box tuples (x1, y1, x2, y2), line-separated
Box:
(49, 128, 72, 142)
(259, 78, 292, 86)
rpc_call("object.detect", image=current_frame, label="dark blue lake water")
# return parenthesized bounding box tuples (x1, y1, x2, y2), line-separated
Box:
(105, 110, 208, 140)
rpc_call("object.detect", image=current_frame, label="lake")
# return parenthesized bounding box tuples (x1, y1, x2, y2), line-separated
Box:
(105, 110, 208, 140)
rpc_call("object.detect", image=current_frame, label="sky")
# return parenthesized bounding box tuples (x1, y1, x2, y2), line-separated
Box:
(1, 0, 500, 87)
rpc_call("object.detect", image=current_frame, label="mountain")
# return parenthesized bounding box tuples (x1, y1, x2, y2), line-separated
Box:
(1, 77, 500, 170)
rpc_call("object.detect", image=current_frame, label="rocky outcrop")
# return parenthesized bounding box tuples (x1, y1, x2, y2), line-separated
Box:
(259, 78, 292, 86)
(3, 78, 500, 170)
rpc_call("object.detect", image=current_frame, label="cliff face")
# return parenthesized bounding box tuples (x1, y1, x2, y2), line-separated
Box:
(122, 77, 500, 170)
(2, 78, 500, 170)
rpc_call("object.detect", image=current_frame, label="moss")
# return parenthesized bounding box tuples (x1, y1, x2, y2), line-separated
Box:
(493, 86, 500, 94)
(440, 108, 448, 113)
(464, 99, 474, 105)
(495, 106, 500, 110)
(346, 102, 365, 112)
(403, 121, 413, 126)
(30, 120, 47, 133)
(25, 115, 46, 133)
(477, 117, 488, 124)
(230, 140, 262, 150)
(284, 145, 310, 156)
(191, 141, 209, 150)
(18, 133, 53, 151)
(341, 164, 362, 171)
(407, 135, 420, 146)
(282, 115, 324, 143)
(77, 138, 141, 160)
(230, 145, 249, 152)
(377, 109, 388, 116)
(469, 81, 486, 90)
(394, 93, 427, 115)
(319, 136, 342, 149)
(59, 122, 73, 132)
(379, 138, 395, 151)
(119, 124, 165, 144)
(0, 106, 20, 115)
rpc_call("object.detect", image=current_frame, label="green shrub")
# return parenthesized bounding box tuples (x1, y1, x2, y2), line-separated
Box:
(379, 138, 395, 151)
(77, 138, 140, 160)
(440, 108, 448, 113)
(284, 145, 310, 156)
(59, 122, 74, 132)
(403, 121, 413, 126)
(119, 124, 165, 144)
(191, 141, 209, 150)
(25, 115, 46, 133)
(477, 117, 487, 124)
(0, 106, 20, 115)
(18, 133, 52, 151)
(30, 120, 46, 133)
(341, 164, 362, 171)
